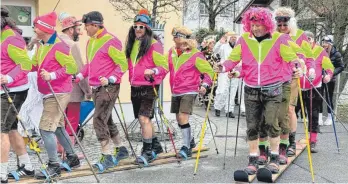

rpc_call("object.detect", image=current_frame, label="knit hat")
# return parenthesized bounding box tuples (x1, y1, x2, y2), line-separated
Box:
(82, 11, 103, 25)
(58, 12, 81, 31)
(33, 12, 57, 34)
(134, 9, 152, 28)
(322, 35, 334, 45)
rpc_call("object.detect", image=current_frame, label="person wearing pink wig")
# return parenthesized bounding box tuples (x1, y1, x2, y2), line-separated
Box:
(216, 7, 302, 175)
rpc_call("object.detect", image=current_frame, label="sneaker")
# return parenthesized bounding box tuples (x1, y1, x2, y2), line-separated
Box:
(310, 142, 318, 153)
(64, 154, 80, 169)
(0, 178, 7, 183)
(136, 142, 156, 165)
(114, 146, 129, 161)
(152, 137, 164, 154)
(226, 112, 235, 118)
(323, 114, 332, 126)
(279, 144, 288, 165)
(318, 113, 323, 126)
(35, 162, 61, 179)
(215, 109, 221, 117)
(244, 156, 258, 175)
(258, 145, 268, 165)
(179, 146, 192, 159)
(265, 154, 280, 174)
(8, 164, 34, 179)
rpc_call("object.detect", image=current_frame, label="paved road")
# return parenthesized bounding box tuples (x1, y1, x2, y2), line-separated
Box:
(62, 104, 348, 183)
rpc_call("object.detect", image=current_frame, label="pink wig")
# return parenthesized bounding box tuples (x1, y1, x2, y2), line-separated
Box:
(241, 7, 275, 33)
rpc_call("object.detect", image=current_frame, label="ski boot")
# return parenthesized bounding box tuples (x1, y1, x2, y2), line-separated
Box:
(244, 156, 258, 175)
(35, 162, 61, 180)
(93, 154, 118, 173)
(310, 142, 318, 153)
(8, 164, 34, 181)
(61, 154, 81, 172)
(152, 137, 164, 154)
(257, 145, 269, 165)
(178, 146, 192, 160)
(279, 143, 288, 165)
(287, 132, 296, 157)
(136, 142, 157, 167)
(114, 146, 129, 161)
(265, 154, 280, 174)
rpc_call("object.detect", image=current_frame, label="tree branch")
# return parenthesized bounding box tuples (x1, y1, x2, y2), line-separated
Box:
(215, 0, 239, 16)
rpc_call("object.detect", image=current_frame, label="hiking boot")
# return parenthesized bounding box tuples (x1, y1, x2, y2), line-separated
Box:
(35, 162, 61, 179)
(287, 132, 296, 157)
(93, 154, 117, 172)
(279, 144, 288, 165)
(8, 164, 34, 180)
(244, 156, 258, 175)
(152, 137, 164, 154)
(64, 154, 80, 169)
(114, 146, 129, 161)
(258, 145, 268, 165)
(136, 142, 156, 165)
(227, 112, 235, 118)
(179, 146, 192, 159)
(266, 154, 280, 174)
(215, 110, 221, 117)
(310, 142, 318, 153)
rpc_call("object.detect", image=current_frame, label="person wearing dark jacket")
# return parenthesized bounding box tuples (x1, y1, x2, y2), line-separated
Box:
(321, 35, 345, 126)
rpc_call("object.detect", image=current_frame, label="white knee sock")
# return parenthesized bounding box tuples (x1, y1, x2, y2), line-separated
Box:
(19, 153, 33, 171)
(0, 162, 8, 180)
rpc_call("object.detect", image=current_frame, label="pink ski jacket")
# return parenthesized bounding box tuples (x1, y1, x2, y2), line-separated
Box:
(128, 39, 168, 86)
(300, 44, 334, 89)
(32, 32, 77, 95)
(168, 47, 214, 95)
(223, 32, 299, 87)
(76, 28, 128, 86)
(1, 26, 33, 93)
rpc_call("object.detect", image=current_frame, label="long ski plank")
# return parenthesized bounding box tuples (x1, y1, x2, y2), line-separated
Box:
(9, 147, 209, 183)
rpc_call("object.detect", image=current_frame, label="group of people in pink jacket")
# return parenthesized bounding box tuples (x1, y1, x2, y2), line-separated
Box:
(1, 6, 214, 182)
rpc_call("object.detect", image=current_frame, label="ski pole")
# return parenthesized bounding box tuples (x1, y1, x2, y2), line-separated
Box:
(146, 76, 180, 164)
(296, 65, 315, 183)
(207, 117, 218, 154)
(154, 105, 168, 153)
(1, 84, 55, 183)
(234, 78, 243, 158)
(223, 78, 232, 169)
(324, 83, 340, 152)
(46, 81, 100, 183)
(304, 73, 344, 152)
(98, 77, 138, 159)
(194, 73, 218, 175)
(310, 86, 313, 142)
(117, 97, 128, 132)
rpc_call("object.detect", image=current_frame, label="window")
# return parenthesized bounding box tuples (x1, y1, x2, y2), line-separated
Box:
(199, 0, 209, 16)
(6, 6, 32, 26)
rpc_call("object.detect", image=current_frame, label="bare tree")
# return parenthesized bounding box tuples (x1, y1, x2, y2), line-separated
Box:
(199, 0, 239, 31)
(109, 0, 182, 25)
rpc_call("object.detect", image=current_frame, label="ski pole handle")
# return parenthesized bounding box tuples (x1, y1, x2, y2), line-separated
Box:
(1, 84, 9, 93)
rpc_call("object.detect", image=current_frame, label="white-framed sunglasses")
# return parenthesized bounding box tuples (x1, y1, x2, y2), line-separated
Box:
(133, 25, 145, 30)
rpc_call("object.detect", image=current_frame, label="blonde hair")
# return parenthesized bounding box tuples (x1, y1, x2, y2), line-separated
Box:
(274, 7, 298, 36)
(172, 26, 197, 50)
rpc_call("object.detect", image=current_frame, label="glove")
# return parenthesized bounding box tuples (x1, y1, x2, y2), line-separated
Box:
(308, 68, 316, 81)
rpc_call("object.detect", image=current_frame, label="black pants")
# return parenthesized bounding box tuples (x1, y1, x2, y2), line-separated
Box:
(302, 88, 322, 133)
(323, 81, 335, 113)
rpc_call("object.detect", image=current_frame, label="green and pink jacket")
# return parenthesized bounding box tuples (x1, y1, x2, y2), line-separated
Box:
(32, 32, 77, 95)
(300, 44, 334, 89)
(1, 26, 33, 93)
(76, 28, 128, 86)
(223, 32, 299, 87)
(168, 47, 214, 95)
(128, 39, 168, 86)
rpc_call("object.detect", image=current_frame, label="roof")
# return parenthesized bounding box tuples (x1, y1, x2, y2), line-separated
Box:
(234, 0, 274, 23)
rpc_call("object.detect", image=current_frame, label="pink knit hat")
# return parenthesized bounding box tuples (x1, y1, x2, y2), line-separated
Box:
(58, 12, 81, 31)
(33, 12, 57, 34)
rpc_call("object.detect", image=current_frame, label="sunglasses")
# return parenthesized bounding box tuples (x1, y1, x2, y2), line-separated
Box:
(133, 25, 145, 30)
(275, 16, 290, 22)
(277, 23, 288, 27)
